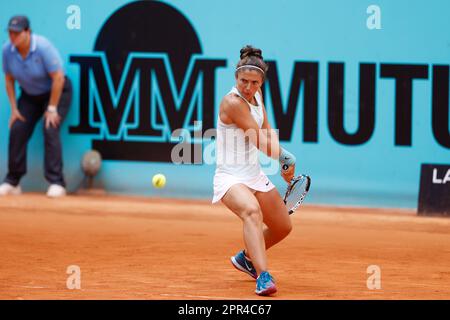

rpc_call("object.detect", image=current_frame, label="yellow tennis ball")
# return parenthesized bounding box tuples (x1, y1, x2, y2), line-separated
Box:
(152, 174, 166, 188)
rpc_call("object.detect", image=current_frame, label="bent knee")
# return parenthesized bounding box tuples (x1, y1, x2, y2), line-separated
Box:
(240, 204, 262, 223)
(275, 220, 293, 238)
(283, 221, 293, 236)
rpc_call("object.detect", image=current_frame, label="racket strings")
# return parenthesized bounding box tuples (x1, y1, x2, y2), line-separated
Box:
(285, 176, 310, 213)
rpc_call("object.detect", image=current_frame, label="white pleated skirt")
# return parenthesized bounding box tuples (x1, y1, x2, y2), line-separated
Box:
(212, 170, 275, 204)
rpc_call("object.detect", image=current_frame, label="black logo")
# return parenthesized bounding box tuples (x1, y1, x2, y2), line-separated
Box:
(69, 1, 226, 162)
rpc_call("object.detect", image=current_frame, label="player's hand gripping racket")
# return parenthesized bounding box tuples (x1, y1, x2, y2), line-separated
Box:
(283, 174, 311, 215)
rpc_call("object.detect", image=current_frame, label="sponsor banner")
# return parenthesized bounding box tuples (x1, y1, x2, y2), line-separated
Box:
(0, 0, 449, 208)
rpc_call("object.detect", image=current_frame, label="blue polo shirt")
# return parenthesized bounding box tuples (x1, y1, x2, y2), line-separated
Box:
(2, 34, 63, 96)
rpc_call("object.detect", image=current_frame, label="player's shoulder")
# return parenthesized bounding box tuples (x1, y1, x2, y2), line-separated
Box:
(222, 93, 246, 112)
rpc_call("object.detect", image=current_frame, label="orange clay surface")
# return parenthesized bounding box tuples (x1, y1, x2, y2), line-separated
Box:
(1, 194, 450, 300)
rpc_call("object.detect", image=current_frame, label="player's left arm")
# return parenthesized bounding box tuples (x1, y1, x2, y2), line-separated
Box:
(259, 89, 296, 182)
(259, 88, 280, 156)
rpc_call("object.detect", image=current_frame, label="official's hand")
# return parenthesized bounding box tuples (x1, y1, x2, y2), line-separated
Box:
(44, 111, 61, 129)
(281, 163, 295, 184)
(9, 108, 26, 128)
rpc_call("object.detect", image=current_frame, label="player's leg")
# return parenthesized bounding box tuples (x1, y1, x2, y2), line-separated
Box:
(221, 183, 267, 275)
(255, 187, 292, 250)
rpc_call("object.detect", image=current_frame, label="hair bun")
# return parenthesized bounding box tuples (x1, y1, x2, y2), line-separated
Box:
(240, 45, 263, 60)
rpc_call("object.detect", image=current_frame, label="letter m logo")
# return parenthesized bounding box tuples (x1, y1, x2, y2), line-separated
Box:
(69, 53, 226, 161)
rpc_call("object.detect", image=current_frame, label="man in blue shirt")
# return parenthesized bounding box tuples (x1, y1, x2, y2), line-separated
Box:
(0, 16, 72, 197)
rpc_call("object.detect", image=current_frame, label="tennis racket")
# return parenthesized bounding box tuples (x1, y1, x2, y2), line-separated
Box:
(283, 174, 311, 215)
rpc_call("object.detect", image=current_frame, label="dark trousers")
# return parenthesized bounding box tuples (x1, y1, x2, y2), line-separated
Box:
(4, 77, 72, 187)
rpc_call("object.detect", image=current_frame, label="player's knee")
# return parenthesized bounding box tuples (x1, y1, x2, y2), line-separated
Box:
(274, 220, 292, 239)
(241, 205, 262, 224)
(282, 221, 293, 237)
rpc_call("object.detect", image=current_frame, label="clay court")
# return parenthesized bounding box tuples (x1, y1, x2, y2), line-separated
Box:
(1, 194, 449, 300)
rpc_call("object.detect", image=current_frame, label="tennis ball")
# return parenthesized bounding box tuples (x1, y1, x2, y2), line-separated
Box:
(152, 174, 166, 188)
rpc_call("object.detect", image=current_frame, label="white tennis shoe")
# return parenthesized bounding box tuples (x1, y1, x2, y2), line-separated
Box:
(0, 183, 22, 196)
(46, 184, 66, 198)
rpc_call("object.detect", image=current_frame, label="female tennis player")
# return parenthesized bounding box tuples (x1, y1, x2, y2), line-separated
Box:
(212, 45, 296, 296)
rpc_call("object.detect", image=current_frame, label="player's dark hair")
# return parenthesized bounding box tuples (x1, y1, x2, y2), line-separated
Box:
(236, 45, 269, 79)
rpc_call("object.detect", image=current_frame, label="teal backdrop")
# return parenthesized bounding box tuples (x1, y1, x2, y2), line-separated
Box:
(0, 0, 449, 208)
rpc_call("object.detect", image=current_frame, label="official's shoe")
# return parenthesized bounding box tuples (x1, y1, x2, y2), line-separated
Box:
(230, 250, 257, 279)
(0, 183, 22, 196)
(255, 271, 277, 296)
(46, 184, 66, 198)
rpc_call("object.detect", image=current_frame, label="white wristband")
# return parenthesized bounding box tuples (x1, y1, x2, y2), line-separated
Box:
(47, 105, 57, 113)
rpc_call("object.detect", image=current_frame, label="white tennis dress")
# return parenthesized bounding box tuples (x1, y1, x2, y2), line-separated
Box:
(212, 87, 275, 203)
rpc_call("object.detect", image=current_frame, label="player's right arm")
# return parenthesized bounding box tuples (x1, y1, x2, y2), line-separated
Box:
(219, 95, 281, 160)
